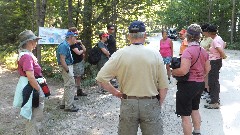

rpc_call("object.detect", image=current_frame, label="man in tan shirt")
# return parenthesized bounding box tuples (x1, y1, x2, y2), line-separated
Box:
(96, 20, 169, 135)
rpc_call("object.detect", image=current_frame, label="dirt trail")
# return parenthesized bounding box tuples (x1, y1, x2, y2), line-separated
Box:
(0, 48, 240, 135)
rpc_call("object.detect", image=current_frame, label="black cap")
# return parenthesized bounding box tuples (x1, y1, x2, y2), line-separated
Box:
(207, 24, 218, 32)
(107, 24, 114, 29)
(128, 21, 146, 33)
(201, 23, 210, 32)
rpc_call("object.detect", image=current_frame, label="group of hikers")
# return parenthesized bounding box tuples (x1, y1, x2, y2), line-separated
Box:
(13, 20, 226, 135)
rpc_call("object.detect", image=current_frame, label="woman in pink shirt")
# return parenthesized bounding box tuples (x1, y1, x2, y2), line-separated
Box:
(172, 24, 211, 135)
(13, 30, 45, 135)
(204, 24, 227, 109)
(160, 30, 173, 83)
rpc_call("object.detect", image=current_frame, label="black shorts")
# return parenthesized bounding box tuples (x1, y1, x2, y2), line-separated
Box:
(176, 81, 204, 116)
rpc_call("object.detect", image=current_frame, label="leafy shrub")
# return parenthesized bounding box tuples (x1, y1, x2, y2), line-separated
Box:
(226, 41, 240, 50)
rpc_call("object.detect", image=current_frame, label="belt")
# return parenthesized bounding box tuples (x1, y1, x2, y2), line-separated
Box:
(122, 94, 157, 99)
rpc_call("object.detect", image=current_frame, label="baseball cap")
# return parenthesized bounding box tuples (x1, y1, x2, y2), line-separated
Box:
(178, 29, 186, 35)
(207, 24, 217, 32)
(18, 30, 42, 48)
(99, 32, 109, 37)
(128, 21, 146, 33)
(107, 24, 114, 30)
(66, 31, 78, 38)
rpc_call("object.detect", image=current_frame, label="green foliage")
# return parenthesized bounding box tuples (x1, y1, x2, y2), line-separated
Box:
(226, 41, 240, 50)
(41, 45, 61, 80)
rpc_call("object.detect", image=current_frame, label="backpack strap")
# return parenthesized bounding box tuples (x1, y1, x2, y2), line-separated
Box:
(190, 47, 201, 68)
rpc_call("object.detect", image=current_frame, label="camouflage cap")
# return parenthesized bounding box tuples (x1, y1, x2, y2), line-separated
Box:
(18, 30, 41, 48)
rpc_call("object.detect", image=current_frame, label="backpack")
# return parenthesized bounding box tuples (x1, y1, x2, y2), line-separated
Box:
(88, 43, 102, 65)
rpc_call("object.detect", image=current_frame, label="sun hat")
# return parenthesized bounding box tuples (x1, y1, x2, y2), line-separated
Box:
(18, 30, 42, 47)
(128, 21, 146, 33)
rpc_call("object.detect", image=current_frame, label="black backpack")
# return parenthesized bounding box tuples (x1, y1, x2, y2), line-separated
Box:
(88, 43, 101, 65)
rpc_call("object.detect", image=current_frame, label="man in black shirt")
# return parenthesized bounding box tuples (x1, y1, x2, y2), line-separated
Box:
(69, 27, 87, 97)
(106, 24, 118, 88)
(107, 24, 116, 56)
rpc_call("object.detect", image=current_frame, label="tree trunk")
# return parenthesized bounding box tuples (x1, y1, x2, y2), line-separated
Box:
(68, 0, 73, 27)
(36, 0, 47, 65)
(75, 0, 81, 26)
(82, 0, 93, 51)
(231, 0, 236, 43)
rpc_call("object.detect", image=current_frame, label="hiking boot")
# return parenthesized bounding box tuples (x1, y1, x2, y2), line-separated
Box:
(59, 105, 65, 109)
(192, 131, 201, 135)
(74, 95, 79, 100)
(206, 99, 220, 105)
(64, 106, 79, 112)
(77, 89, 87, 96)
(204, 103, 220, 109)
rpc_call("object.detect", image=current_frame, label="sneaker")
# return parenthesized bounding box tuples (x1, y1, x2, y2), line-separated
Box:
(64, 106, 79, 112)
(59, 105, 65, 109)
(192, 131, 201, 135)
(206, 99, 220, 105)
(204, 103, 220, 109)
(74, 95, 79, 100)
(77, 89, 88, 96)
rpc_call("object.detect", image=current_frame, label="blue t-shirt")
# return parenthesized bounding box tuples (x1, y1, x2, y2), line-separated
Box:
(56, 40, 73, 65)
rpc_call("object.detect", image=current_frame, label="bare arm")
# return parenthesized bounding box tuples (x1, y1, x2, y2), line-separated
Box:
(72, 48, 84, 55)
(216, 47, 227, 59)
(204, 60, 211, 77)
(172, 58, 191, 76)
(81, 44, 86, 52)
(159, 88, 168, 106)
(60, 54, 69, 71)
(170, 40, 173, 57)
(101, 48, 110, 57)
(100, 82, 123, 98)
(25, 71, 40, 91)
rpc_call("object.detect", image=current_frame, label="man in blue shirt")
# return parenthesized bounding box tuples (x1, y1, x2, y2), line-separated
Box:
(56, 31, 79, 112)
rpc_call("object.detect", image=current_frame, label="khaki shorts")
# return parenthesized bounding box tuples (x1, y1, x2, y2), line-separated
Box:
(73, 61, 84, 77)
(118, 99, 163, 135)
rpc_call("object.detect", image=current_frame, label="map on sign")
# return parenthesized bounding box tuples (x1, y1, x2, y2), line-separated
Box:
(38, 27, 68, 44)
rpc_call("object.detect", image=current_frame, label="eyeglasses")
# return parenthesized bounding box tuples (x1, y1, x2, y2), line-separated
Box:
(110, 29, 115, 30)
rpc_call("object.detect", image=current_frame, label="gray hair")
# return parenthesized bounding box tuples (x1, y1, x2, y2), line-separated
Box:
(186, 24, 202, 42)
(129, 32, 145, 39)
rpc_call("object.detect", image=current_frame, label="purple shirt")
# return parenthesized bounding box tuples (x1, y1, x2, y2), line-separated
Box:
(182, 45, 209, 82)
(18, 54, 42, 77)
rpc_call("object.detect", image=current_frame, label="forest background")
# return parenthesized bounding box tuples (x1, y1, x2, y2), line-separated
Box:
(0, 0, 239, 87)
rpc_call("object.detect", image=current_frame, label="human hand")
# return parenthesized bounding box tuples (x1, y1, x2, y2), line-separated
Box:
(223, 55, 227, 59)
(113, 90, 123, 99)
